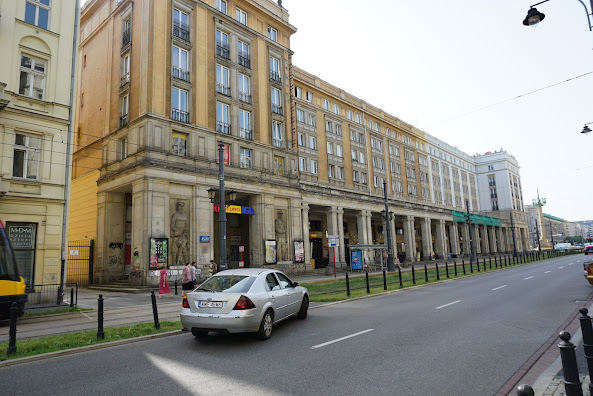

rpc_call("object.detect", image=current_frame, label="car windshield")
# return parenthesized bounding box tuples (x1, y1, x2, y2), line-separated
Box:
(197, 275, 256, 293)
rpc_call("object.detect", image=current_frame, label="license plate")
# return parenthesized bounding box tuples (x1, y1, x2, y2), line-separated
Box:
(198, 301, 223, 308)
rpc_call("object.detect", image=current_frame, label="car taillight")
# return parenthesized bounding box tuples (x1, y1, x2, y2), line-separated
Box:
(182, 295, 190, 308)
(233, 295, 255, 310)
(589, 267, 592, 275)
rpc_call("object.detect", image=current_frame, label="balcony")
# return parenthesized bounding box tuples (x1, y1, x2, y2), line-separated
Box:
(122, 27, 131, 48)
(239, 128, 252, 140)
(171, 108, 190, 123)
(173, 21, 190, 42)
(216, 42, 230, 59)
(270, 71, 281, 83)
(119, 114, 129, 127)
(272, 138, 283, 148)
(239, 92, 252, 104)
(238, 52, 250, 68)
(216, 121, 231, 134)
(271, 104, 283, 115)
(216, 83, 230, 96)
(172, 66, 190, 82)
(120, 72, 130, 87)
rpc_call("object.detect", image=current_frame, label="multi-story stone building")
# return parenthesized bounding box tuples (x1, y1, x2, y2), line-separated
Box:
(71, 0, 529, 286)
(0, 0, 78, 290)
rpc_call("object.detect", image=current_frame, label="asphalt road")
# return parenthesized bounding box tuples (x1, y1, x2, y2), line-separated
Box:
(2, 254, 592, 396)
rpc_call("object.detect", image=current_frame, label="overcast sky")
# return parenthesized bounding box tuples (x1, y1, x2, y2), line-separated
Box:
(287, 0, 593, 222)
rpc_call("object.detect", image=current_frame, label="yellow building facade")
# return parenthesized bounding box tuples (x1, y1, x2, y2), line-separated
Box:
(0, 0, 78, 290)
(72, 0, 528, 285)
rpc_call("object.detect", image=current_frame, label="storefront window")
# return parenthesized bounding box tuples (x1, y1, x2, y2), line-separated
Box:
(7, 222, 37, 290)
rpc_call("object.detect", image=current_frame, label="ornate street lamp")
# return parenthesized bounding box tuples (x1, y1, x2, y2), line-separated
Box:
(465, 199, 477, 263)
(228, 190, 237, 203)
(522, 0, 593, 31)
(382, 181, 395, 271)
(207, 187, 217, 203)
(217, 141, 227, 272)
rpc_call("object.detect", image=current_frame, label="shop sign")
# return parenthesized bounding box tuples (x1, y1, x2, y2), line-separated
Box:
(212, 204, 254, 215)
(8, 225, 35, 249)
(200, 236, 210, 243)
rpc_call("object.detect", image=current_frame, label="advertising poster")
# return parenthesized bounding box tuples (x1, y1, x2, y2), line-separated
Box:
(149, 238, 168, 269)
(294, 240, 304, 263)
(265, 240, 277, 264)
(351, 250, 363, 270)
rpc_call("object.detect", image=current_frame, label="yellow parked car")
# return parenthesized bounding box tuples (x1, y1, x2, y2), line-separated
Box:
(584, 261, 593, 285)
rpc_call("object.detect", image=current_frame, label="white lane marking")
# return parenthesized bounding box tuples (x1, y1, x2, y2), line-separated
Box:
(569, 263, 574, 266)
(435, 300, 462, 310)
(492, 285, 507, 291)
(311, 329, 374, 349)
(524, 276, 534, 280)
(559, 266, 564, 269)
(545, 271, 552, 273)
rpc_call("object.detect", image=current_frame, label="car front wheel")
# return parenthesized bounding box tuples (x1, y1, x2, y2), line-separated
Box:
(297, 295, 309, 319)
(256, 309, 273, 340)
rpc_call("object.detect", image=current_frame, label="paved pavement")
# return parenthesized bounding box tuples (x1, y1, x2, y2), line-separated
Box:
(2, 257, 592, 395)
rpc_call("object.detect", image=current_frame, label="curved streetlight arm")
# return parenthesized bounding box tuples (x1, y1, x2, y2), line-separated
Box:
(576, 0, 593, 31)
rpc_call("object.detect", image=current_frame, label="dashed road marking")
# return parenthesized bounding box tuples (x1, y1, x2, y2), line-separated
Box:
(436, 300, 462, 310)
(524, 276, 534, 280)
(311, 329, 374, 349)
(492, 285, 507, 291)
(545, 271, 552, 274)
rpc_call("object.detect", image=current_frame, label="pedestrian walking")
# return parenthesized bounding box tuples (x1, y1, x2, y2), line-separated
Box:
(182, 262, 193, 296)
(190, 261, 197, 287)
(209, 259, 218, 275)
(158, 265, 172, 298)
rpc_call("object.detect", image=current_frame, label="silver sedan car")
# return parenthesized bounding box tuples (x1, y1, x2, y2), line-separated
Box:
(180, 268, 309, 340)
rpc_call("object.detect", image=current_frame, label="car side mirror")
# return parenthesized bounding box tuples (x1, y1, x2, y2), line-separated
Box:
(293, 282, 299, 287)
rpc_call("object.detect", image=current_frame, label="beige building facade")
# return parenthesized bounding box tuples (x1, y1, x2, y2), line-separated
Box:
(0, 0, 78, 290)
(72, 0, 529, 286)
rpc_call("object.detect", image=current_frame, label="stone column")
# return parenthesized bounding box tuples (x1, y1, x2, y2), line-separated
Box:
(249, 194, 266, 268)
(496, 227, 504, 253)
(404, 215, 416, 263)
(474, 225, 482, 254)
(449, 223, 460, 257)
(481, 226, 489, 254)
(436, 219, 446, 259)
(462, 223, 470, 255)
(337, 207, 346, 268)
(357, 211, 367, 245)
(366, 211, 373, 245)
(326, 207, 339, 269)
(98, 191, 126, 283)
(302, 203, 311, 268)
(421, 218, 433, 260)
(390, 215, 398, 257)
(522, 228, 530, 252)
(489, 226, 498, 254)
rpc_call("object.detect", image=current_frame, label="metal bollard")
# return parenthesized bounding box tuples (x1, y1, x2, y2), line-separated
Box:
(383, 269, 387, 291)
(462, 260, 466, 275)
(483, 258, 486, 271)
(346, 273, 351, 297)
(150, 290, 160, 329)
(398, 267, 402, 287)
(516, 384, 534, 396)
(365, 272, 370, 294)
(412, 265, 416, 284)
(436, 263, 440, 280)
(454, 260, 457, 276)
(7, 302, 18, 356)
(424, 264, 428, 282)
(470, 260, 473, 273)
(558, 331, 583, 396)
(579, 308, 593, 394)
(445, 262, 449, 278)
(97, 294, 104, 340)
(70, 288, 74, 308)
(489, 257, 492, 270)
(175, 279, 178, 295)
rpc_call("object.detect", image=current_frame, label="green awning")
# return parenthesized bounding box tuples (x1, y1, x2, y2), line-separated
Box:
(451, 211, 502, 227)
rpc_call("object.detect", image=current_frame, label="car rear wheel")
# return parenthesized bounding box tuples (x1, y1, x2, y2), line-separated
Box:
(191, 329, 209, 338)
(256, 309, 273, 340)
(297, 295, 309, 319)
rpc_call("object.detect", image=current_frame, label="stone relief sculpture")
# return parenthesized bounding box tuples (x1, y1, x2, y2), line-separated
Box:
(171, 201, 190, 265)
(275, 210, 287, 262)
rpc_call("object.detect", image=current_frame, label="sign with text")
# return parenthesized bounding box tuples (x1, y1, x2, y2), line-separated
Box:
(8, 224, 36, 249)
(294, 240, 304, 263)
(328, 235, 339, 247)
(199, 236, 210, 243)
(149, 238, 168, 269)
(351, 250, 363, 270)
(212, 204, 254, 215)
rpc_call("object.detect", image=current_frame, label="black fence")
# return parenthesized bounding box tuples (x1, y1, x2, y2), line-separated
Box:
(25, 283, 78, 310)
(67, 239, 94, 285)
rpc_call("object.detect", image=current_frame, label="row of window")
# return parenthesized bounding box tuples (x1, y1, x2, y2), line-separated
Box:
(213, 0, 278, 41)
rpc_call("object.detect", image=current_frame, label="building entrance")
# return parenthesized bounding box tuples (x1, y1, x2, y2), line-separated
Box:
(310, 238, 324, 268)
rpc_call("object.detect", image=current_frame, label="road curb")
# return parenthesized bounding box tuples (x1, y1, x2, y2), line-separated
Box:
(0, 330, 184, 368)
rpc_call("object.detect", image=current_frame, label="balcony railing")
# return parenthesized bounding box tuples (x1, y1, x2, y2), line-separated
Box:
(122, 27, 131, 48)
(239, 128, 252, 140)
(120, 72, 130, 87)
(239, 92, 252, 104)
(216, 121, 231, 134)
(271, 104, 283, 115)
(173, 20, 190, 42)
(238, 53, 251, 68)
(119, 114, 129, 127)
(270, 71, 281, 83)
(171, 108, 190, 123)
(172, 66, 190, 82)
(216, 42, 230, 59)
(216, 83, 230, 96)
(272, 138, 283, 148)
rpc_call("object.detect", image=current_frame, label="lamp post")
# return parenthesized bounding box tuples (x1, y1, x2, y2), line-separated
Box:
(382, 181, 395, 271)
(522, 0, 593, 31)
(217, 141, 227, 272)
(465, 199, 477, 263)
(535, 219, 542, 253)
(510, 211, 518, 258)
(549, 219, 555, 251)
